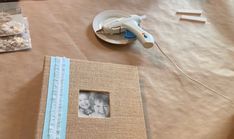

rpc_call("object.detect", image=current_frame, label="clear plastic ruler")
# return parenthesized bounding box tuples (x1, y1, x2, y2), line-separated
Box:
(42, 56, 70, 139)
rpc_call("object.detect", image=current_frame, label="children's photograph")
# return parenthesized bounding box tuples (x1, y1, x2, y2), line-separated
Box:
(78, 91, 110, 118)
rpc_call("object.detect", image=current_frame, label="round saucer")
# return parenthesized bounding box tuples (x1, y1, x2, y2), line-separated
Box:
(92, 10, 136, 45)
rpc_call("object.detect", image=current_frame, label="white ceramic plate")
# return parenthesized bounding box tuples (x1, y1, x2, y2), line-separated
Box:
(92, 10, 136, 45)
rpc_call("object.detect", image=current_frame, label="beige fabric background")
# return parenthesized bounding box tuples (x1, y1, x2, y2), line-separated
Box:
(0, 0, 233, 139)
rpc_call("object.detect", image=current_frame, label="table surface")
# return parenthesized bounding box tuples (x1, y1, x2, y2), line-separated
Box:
(0, 0, 234, 139)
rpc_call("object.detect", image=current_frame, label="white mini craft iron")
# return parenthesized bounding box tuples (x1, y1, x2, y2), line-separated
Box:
(92, 10, 154, 48)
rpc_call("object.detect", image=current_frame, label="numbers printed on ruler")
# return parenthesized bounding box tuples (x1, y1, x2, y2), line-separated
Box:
(43, 57, 70, 139)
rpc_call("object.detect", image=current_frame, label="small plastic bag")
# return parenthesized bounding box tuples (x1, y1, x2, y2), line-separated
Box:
(0, 20, 25, 36)
(0, 34, 29, 52)
(0, 17, 31, 53)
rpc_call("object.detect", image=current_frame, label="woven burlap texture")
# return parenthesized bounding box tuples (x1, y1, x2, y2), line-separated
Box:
(36, 56, 147, 139)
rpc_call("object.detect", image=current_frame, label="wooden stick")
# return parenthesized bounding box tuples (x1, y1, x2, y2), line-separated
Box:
(176, 9, 202, 15)
(180, 15, 207, 23)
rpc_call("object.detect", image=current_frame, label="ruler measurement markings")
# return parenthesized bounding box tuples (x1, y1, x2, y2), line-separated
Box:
(42, 57, 70, 139)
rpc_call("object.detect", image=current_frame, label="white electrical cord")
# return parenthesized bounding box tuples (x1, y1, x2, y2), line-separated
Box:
(154, 41, 233, 103)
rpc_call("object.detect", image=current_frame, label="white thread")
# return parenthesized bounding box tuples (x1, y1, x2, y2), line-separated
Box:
(154, 41, 233, 102)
